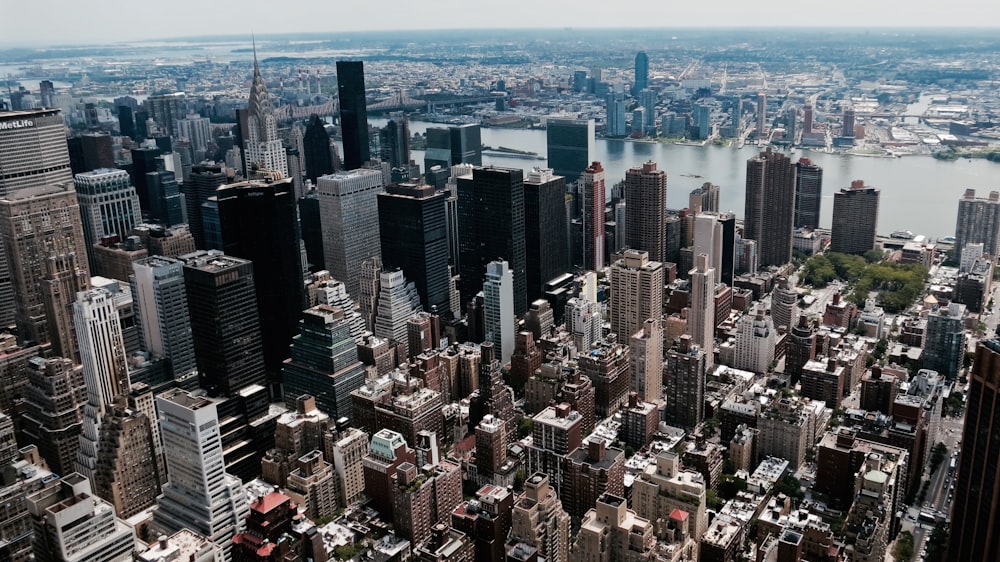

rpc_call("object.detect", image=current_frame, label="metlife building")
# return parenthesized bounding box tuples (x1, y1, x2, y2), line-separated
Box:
(0, 109, 73, 196)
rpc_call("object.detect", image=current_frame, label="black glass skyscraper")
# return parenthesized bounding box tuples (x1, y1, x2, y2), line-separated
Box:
(524, 169, 568, 304)
(185, 162, 227, 249)
(336, 61, 370, 171)
(303, 114, 333, 183)
(633, 51, 649, 97)
(146, 170, 183, 227)
(298, 191, 324, 272)
(215, 177, 306, 395)
(127, 146, 160, 212)
(117, 105, 136, 139)
(457, 166, 527, 316)
(546, 118, 594, 185)
(377, 183, 450, 314)
(794, 157, 823, 230)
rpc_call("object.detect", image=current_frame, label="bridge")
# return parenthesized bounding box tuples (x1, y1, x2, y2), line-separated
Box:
(275, 99, 338, 120)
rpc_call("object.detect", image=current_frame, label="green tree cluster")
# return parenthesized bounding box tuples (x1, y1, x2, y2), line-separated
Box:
(800, 253, 867, 287)
(848, 262, 928, 313)
(892, 530, 915, 562)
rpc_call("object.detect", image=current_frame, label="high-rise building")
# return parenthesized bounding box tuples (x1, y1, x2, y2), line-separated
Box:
(318, 168, 385, 299)
(831, 180, 880, 255)
(244, 54, 287, 177)
(546, 119, 594, 184)
(483, 261, 514, 366)
(372, 268, 422, 357)
(948, 339, 1000, 561)
(633, 51, 649, 97)
(688, 253, 716, 368)
(79, 132, 115, 172)
(146, 93, 184, 138)
(91, 396, 163, 519)
(186, 162, 227, 249)
(215, 178, 305, 389)
(523, 168, 567, 302)
(794, 158, 823, 230)
(954, 189, 1000, 258)
(21, 356, 87, 476)
(842, 105, 856, 138)
(770, 276, 798, 333)
(180, 250, 266, 395)
(127, 146, 159, 213)
(0, 109, 73, 196)
(380, 112, 411, 170)
(282, 305, 367, 421)
(923, 303, 966, 379)
(609, 249, 664, 343)
(562, 440, 625, 521)
(579, 162, 606, 271)
(457, 166, 527, 315)
(629, 318, 662, 403)
(336, 61, 370, 170)
(693, 213, 723, 284)
(744, 148, 796, 267)
(578, 340, 631, 419)
(378, 182, 450, 314)
(26, 473, 136, 562)
(664, 336, 706, 430)
(756, 92, 767, 136)
(624, 161, 668, 262)
(176, 114, 211, 153)
(151, 389, 249, 562)
(74, 169, 142, 270)
(146, 170, 183, 227)
(691, 182, 720, 214)
(605, 92, 627, 138)
(733, 306, 776, 374)
(303, 114, 334, 183)
(423, 125, 482, 171)
(130, 256, 197, 386)
(0, 183, 89, 351)
(785, 316, 816, 386)
(510, 472, 571, 562)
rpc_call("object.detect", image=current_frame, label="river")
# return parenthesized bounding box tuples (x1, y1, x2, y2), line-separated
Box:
(370, 118, 1000, 240)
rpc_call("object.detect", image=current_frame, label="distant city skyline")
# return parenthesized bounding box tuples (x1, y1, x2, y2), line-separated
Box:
(3, 1, 1000, 47)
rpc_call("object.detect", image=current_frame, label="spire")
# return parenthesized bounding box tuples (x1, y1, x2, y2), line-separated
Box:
(248, 33, 271, 120)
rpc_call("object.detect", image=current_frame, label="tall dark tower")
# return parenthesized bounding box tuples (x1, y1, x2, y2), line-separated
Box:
(380, 113, 411, 170)
(128, 146, 160, 212)
(215, 178, 306, 395)
(377, 183, 450, 314)
(633, 52, 649, 97)
(457, 166, 527, 316)
(948, 338, 1000, 561)
(117, 105, 136, 139)
(523, 168, 568, 304)
(185, 162, 227, 249)
(624, 161, 668, 263)
(303, 114, 334, 183)
(180, 250, 266, 395)
(744, 148, 796, 267)
(794, 157, 823, 230)
(336, 61, 370, 170)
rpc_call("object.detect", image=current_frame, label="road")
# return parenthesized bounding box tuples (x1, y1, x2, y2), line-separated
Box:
(903, 415, 964, 559)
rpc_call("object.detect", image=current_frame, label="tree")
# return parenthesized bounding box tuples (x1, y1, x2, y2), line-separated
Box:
(706, 489, 724, 510)
(718, 475, 748, 500)
(516, 417, 534, 439)
(925, 522, 948, 562)
(773, 474, 805, 500)
(513, 468, 528, 492)
(892, 530, 915, 562)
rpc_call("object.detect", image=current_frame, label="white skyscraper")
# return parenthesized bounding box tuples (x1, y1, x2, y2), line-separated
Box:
(74, 288, 130, 483)
(244, 49, 287, 177)
(317, 168, 385, 298)
(130, 256, 197, 384)
(317, 277, 369, 343)
(630, 318, 663, 403)
(689, 253, 716, 368)
(152, 389, 249, 562)
(483, 260, 515, 365)
(74, 169, 142, 268)
(565, 297, 602, 352)
(693, 213, 723, 285)
(734, 306, 775, 374)
(372, 268, 423, 358)
(176, 114, 212, 153)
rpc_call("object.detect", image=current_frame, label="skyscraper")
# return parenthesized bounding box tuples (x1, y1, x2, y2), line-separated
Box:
(744, 148, 796, 267)
(483, 261, 514, 366)
(605, 92, 627, 138)
(794, 158, 823, 230)
(74, 169, 142, 270)
(180, 250, 266, 395)
(378, 182, 450, 314)
(146, 170, 183, 227)
(0, 183, 89, 350)
(629, 318, 662, 403)
(688, 253, 716, 368)
(145, 93, 184, 138)
(511, 472, 571, 562)
(244, 52, 287, 176)
(423, 125, 483, 171)
(303, 114, 334, 183)
(372, 268, 423, 357)
(523, 168, 567, 303)
(151, 389, 249, 562)
(693, 213, 723, 284)
(380, 112, 411, 170)
(624, 161, 668, 262)
(923, 303, 966, 379)
(336, 61, 370, 170)
(546, 119, 594, 184)
(664, 336, 706, 429)
(185, 162, 227, 250)
(954, 189, 1000, 258)
(215, 178, 305, 390)
(457, 166, 527, 316)
(733, 306, 775, 374)
(756, 92, 767, 136)
(609, 249, 664, 342)
(21, 356, 87, 476)
(633, 51, 649, 97)
(318, 168, 385, 299)
(0, 109, 73, 196)
(282, 305, 367, 422)
(580, 162, 606, 272)
(831, 180, 880, 255)
(130, 256, 197, 386)
(948, 338, 1000, 561)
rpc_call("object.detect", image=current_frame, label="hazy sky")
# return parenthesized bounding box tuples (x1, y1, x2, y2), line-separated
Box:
(5, 0, 1000, 46)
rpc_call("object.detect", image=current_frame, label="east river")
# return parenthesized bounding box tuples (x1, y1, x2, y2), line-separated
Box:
(371, 118, 1000, 240)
